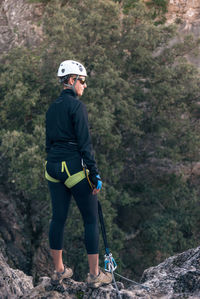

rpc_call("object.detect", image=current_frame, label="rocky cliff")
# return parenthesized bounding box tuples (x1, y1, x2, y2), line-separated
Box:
(0, 190, 53, 283)
(0, 0, 200, 55)
(0, 0, 44, 54)
(1, 246, 200, 298)
(166, 0, 200, 30)
(165, 0, 200, 67)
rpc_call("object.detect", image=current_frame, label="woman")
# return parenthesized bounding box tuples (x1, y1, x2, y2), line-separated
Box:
(45, 60, 112, 288)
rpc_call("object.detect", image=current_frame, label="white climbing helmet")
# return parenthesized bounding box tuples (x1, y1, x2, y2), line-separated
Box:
(57, 60, 87, 77)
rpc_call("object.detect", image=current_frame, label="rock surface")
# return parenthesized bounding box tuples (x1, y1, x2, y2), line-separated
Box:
(0, 189, 53, 282)
(166, 0, 200, 67)
(0, 0, 200, 57)
(0, 190, 32, 274)
(0, 252, 33, 298)
(166, 0, 200, 29)
(141, 245, 200, 299)
(0, 0, 44, 54)
(1, 246, 200, 298)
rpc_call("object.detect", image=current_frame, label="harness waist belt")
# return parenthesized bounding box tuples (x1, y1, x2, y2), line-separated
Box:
(45, 161, 89, 188)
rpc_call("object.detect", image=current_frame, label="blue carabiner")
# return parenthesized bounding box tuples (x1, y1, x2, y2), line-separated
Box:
(104, 253, 117, 272)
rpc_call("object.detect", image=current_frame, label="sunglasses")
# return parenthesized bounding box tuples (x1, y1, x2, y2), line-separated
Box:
(77, 78, 86, 85)
(72, 77, 86, 85)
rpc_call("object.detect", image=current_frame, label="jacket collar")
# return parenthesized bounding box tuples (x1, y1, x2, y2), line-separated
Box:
(61, 88, 77, 97)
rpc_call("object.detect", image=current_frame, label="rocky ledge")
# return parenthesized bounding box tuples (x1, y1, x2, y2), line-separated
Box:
(1, 246, 200, 298)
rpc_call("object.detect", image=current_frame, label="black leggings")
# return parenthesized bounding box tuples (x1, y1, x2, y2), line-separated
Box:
(46, 158, 99, 254)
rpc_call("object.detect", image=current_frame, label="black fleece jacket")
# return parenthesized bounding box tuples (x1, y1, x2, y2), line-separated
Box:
(45, 89, 98, 176)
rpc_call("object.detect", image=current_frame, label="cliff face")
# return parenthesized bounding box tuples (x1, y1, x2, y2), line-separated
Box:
(167, 0, 200, 29)
(0, 190, 53, 282)
(167, 0, 200, 67)
(0, 0, 200, 55)
(0, 0, 44, 54)
(1, 246, 200, 298)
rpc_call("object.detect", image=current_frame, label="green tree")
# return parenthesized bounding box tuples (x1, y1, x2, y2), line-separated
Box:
(115, 2, 200, 277)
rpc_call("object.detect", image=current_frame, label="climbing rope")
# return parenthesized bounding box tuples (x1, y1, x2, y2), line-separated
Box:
(115, 272, 150, 290)
(110, 268, 150, 298)
(111, 269, 123, 299)
(98, 201, 149, 298)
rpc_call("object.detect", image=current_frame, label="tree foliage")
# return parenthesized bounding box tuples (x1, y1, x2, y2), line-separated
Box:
(0, 0, 200, 280)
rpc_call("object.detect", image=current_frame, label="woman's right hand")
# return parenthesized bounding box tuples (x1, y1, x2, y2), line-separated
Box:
(92, 188, 100, 195)
(89, 174, 102, 194)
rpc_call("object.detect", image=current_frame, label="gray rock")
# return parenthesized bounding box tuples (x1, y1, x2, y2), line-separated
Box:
(0, 191, 32, 275)
(0, 251, 33, 298)
(0, 0, 44, 54)
(141, 246, 200, 298)
(0, 190, 53, 281)
(2, 246, 200, 298)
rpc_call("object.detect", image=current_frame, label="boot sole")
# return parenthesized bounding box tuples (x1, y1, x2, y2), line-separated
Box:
(51, 279, 61, 285)
(87, 281, 112, 289)
(51, 274, 73, 285)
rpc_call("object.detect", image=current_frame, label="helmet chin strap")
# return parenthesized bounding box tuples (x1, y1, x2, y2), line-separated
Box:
(64, 75, 79, 95)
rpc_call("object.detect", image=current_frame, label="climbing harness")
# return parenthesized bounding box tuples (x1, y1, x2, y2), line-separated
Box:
(45, 161, 89, 188)
(98, 200, 150, 298)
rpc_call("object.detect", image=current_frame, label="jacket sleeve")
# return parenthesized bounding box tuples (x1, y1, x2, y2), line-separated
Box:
(72, 101, 98, 176)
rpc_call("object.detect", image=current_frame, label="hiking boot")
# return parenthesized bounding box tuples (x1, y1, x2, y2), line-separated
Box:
(51, 266, 73, 285)
(86, 268, 112, 288)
